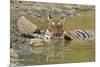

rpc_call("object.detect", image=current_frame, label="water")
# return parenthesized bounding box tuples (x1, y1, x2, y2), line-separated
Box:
(17, 39, 95, 66)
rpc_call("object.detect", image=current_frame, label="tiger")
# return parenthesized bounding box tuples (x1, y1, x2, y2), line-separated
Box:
(23, 14, 94, 41)
(43, 14, 65, 40)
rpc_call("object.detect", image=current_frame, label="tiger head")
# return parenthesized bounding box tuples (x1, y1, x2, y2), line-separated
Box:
(48, 14, 65, 37)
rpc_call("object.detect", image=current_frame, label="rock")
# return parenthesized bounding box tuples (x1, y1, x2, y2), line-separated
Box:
(30, 38, 47, 46)
(10, 48, 19, 58)
(34, 42, 44, 46)
(10, 48, 19, 67)
(30, 38, 43, 44)
(17, 16, 38, 35)
(16, 44, 33, 55)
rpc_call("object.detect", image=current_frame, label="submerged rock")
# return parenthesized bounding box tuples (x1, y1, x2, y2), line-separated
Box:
(16, 44, 33, 56)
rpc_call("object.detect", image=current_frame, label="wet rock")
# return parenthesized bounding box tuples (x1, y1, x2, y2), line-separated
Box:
(33, 42, 45, 46)
(10, 48, 19, 67)
(17, 16, 38, 35)
(30, 38, 47, 46)
(10, 48, 19, 58)
(16, 44, 33, 56)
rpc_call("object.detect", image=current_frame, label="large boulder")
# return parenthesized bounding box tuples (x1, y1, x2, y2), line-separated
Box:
(17, 16, 38, 35)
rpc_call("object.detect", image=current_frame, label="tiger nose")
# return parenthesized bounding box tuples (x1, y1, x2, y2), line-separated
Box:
(53, 33, 59, 36)
(55, 22, 58, 24)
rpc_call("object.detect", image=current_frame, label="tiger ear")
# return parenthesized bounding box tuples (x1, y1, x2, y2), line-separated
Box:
(60, 16, 65, 20)
(48, 14, 53, 20)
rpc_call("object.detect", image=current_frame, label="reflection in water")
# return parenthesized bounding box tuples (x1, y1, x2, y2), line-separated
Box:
(18, 38, 67, 65)
(46, 38, 65, 63)
(17, 39, 95, 66)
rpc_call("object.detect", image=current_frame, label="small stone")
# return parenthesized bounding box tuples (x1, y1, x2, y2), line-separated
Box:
(34, 42, 44, 46)
(30, 38, 43, 44)
(30, 38, 47, 46)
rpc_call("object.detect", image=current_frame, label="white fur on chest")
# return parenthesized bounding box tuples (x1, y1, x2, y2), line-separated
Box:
(44, 29, 64, 40)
